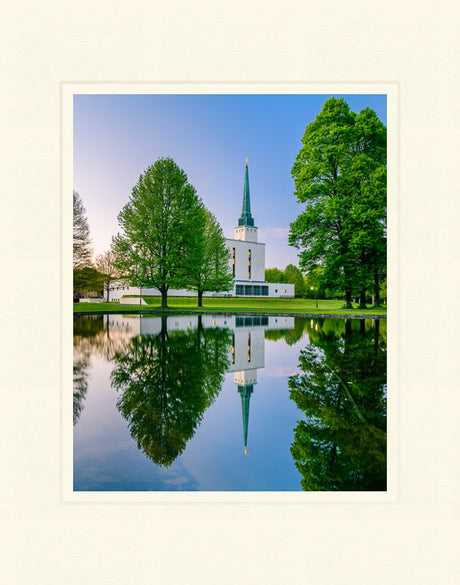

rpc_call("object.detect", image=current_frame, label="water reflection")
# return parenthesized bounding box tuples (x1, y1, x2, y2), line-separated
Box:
(111, 316, 232, 466)
(73, 315, 105, 424)
(289, 318, 387, 491)
(73, 314, 386, 491)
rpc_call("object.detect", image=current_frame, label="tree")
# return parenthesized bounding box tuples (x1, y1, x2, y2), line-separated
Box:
(73, 266, 104, 297)
(290, 97, 387, 308)
(186, 207, 233, 307)
(112, 157, 204, 309)
(284, 264, 307, 298)
(95, 250, 119, 302)
(73, 190, 93, 269)
(265, 267, 288, 283)
(348, 107, 387, 307)
(73, 190, 100, 298)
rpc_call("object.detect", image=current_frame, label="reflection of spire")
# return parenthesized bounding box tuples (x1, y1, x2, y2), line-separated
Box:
(238, 384, 254, 454)
(238, 160, 254, 227)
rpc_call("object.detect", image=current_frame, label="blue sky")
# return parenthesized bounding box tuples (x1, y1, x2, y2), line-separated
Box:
(74, 93, 387, 269)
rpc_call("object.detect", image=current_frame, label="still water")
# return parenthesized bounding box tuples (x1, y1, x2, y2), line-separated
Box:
(73, 313, 387, 491)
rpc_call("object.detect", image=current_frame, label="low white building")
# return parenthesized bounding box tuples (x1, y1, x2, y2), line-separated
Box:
(109, 160, 294, 301)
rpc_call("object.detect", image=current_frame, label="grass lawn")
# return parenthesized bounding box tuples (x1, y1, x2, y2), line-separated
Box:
(74, 296, 387, 316)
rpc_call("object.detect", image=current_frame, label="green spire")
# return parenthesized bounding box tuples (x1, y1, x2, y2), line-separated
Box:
(238, 159, 254, 227)
(238, 384, 254, 454)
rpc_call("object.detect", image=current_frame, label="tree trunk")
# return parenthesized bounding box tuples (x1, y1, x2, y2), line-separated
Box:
(373, 270, 380, 306)
(161, 315, 168, 341)
(358, 290, 367, 309)
(344, 289, 353, 308)
(374, 319, 380, 355)
(161, 287, 168, 309)
(345, 318, 352, 342)
(197, 290, 203, 307)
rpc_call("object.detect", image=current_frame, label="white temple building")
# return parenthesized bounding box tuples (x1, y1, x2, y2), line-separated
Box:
(108, 160, 294, 302)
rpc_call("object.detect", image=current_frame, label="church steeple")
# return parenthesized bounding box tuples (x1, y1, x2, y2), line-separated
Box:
(234, 158, 258, 242)
(238, 384, 254, 455)
(238, 158, 254, 227)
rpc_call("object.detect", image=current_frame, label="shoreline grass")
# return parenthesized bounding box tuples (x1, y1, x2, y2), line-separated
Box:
(74, 296, 387, 318)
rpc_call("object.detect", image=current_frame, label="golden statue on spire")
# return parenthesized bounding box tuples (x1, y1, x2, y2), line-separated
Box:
(245, 156, 249, 166)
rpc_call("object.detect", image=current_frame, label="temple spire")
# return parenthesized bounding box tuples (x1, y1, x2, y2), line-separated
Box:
(238, 159, 254, 227)
(238, 384, 254, 455)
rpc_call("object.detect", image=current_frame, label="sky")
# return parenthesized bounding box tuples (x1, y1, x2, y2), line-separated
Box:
(74, 93, 387, 269)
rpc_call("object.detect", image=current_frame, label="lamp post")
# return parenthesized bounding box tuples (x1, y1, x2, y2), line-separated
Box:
(311, 286, 318, 309)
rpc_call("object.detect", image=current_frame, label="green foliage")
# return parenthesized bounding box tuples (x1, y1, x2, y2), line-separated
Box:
(265, 317, 308, 345)
(265, 264, 307, 298)
(264, 328, 290, 342)
(112, 157, 204, 309)
(304, 266, 328, 298)
(284, 264, 307, 298)
(186, 208, 233, 306)
(110, 320, 232, 466)
(73, 315, 106, 425)
(265, 267, 288, 283)
(290, 97, 387, 308)
(289, 319, 387, 490)
(379, 276, 387, 303)
(73, 266, 104, 296)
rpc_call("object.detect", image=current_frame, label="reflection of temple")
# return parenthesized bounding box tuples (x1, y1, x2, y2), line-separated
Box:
(228, 318, 264, 455)
(224, 314, 295, 455)
(102, 313, 294, 454)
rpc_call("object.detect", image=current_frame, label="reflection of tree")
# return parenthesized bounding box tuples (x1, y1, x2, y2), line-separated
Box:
(289, 319, 386, 490)
(111, 318, 232, 467)
(73, 315, 133, 424)
(264, 317, 307, 345)
(73, 314, 132, 361)
(73, 354, 90, 425)
(72, 315, 105, 425)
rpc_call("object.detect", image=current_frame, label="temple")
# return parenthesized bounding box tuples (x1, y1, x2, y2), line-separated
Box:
(108, 159, 294, 301)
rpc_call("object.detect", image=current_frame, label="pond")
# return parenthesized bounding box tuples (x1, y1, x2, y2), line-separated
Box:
(73, 313, 387, 491)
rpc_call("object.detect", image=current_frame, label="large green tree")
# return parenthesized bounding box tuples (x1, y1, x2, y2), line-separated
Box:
(112, 157, 203, 309)
(289, 97, 386, 308)
(186, 207, 233, 307)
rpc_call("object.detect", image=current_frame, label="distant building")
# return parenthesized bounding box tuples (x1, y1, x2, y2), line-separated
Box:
(108, 160, 294, 301)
